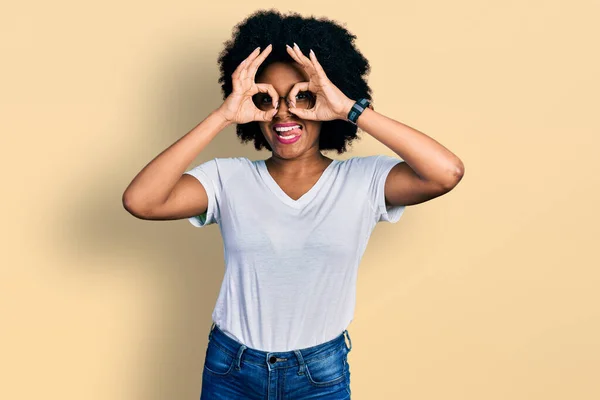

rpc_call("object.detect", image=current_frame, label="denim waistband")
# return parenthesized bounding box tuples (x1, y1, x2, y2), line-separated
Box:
(207, 322, 352, 371)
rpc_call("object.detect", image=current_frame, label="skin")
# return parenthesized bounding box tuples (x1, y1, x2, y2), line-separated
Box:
(214, 42, 357, 188)
(276, 43, 465, 207)
(223, 43, 465, 207)
(122, 42, 464, 223)
(255, 61, 334, 180)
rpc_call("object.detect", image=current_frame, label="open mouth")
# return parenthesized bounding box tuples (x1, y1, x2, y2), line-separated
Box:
(273, 124, 302, 139)
(272, 123, 303, 144)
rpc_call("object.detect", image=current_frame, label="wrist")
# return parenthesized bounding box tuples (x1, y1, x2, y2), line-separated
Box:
(212, 108, 232, 127)
(339, 98, 356, 120)
(346, 98, 372, 125)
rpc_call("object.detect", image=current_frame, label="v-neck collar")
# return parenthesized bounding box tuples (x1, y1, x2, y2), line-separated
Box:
(257, 159, 338, 209)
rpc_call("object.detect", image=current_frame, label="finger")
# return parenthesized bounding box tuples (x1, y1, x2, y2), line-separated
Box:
(256, 106, 278, 122)
(231, 57, 248, 81)
(288, 106, 316, 121)
(239, 46, 263, 82)
(233, 47, 261, 86)
(248, 44, 273, 81)
(255, 83, 280, 109)
(231, 59, 247, 91)
(287, 81, 310, 109)
(309, 49, 329, 82)
(292, 43, 313, 69)
(291, 43, 319, 81)
(285, 44, 304, 66)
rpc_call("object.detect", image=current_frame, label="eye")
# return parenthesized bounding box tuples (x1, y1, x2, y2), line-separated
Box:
(296, 91, 309, 99)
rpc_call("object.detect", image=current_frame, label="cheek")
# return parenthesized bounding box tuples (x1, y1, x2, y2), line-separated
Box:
(305, 123, 322, 135)
(259, 124, 270, 136)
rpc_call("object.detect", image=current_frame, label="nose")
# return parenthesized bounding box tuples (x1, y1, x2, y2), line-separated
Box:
(273, 97, 293, 116)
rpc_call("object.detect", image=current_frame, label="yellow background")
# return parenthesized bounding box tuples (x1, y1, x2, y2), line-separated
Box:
(2, 1, 599, 399)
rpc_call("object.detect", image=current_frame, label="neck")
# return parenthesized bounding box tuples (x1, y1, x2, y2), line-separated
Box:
(266, 152, 332, 177)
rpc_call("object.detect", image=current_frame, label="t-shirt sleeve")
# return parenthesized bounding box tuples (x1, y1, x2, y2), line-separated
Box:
(369, 154, 407, 223)
(183, 158, 221, 227)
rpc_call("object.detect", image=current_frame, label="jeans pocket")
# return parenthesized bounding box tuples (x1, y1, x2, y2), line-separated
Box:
(203, 340, 235, 377)
(304, 348, 346, 387)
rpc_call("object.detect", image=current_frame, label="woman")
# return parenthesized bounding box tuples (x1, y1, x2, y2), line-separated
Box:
(123, 9, 464, 399)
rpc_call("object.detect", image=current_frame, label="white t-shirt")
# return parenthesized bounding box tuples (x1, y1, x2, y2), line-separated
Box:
(184, 155, 406, 351)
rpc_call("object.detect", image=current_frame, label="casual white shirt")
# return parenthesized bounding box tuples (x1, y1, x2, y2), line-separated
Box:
(184, 155, 406, 351)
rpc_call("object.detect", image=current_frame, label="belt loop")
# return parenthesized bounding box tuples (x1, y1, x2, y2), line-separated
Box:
(343, 329, 352, 352)
(235, 344, 247, 370)
(294, 350, 306, 375)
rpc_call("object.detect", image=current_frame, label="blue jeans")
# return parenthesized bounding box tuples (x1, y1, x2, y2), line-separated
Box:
(201, 322, 353, 399)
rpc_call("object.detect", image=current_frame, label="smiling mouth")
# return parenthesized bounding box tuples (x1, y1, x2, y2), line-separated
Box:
(273, 125, 303, 137)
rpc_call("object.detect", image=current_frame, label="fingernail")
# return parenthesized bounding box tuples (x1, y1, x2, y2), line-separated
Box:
(293, 42, 299, 48)
(286, 44, 292, 50)
(255, 46, 260, 52)
(272, 109, 278, 116)
(310, 49, 315, 56)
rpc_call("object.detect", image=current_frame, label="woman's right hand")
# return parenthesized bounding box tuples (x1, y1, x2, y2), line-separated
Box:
(216, 44, 279, 124)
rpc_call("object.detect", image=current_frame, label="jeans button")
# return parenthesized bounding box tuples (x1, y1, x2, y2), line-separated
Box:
(269, 356, 277, 364)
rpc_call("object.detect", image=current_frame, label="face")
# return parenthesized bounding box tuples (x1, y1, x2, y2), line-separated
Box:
(255, 62, 322, 159)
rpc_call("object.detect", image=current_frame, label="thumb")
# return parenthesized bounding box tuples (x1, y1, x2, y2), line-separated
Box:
(259, 108, 277, 122)
(289, 107, 311, 120)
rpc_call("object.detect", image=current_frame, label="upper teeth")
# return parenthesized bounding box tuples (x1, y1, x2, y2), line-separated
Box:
(275, 125, 301, 133)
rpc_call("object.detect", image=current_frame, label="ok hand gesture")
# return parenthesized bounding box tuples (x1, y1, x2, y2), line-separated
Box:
(217, 44, 280, 124)
(285, 43, 356, 122)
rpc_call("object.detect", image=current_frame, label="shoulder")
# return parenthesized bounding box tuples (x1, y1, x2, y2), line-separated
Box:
(187, 156, 251, 183)
(340, 155, 400, 171)
(333, 156, 380, 185)
(343, 155, 381, 167)
(212, 156, 252, 169)
(338, 155, 404, 184)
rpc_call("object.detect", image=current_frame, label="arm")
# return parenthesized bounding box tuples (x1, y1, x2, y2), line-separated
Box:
(344, 102, 465, 207)
(122, 110, 231, 219)
(282, 44, 463, 208)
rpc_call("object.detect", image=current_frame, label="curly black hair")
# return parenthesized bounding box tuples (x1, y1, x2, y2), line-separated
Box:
(217, 9, 374, 154)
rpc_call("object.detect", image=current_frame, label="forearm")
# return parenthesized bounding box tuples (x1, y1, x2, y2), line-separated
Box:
(122, 109, 231, 211)
(351, 105, 464, 185)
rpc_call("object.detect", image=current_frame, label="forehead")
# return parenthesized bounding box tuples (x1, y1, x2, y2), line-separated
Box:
(256, 62, 308, 91)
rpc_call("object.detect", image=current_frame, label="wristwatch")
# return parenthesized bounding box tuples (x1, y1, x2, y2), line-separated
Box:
(347, 98, 373, 125)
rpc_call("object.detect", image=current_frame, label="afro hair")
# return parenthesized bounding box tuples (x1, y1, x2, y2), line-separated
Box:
(217, 9, 374, 154)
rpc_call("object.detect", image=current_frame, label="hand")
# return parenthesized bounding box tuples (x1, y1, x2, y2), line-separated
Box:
(285, 43, 356, 122)
(216, 44, 280, 124)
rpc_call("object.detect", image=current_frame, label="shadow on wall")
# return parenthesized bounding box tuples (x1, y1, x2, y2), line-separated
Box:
(52, 41, 259, 400)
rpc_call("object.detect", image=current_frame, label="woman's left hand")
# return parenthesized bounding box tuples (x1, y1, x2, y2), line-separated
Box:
(285, 43, 355, 121)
